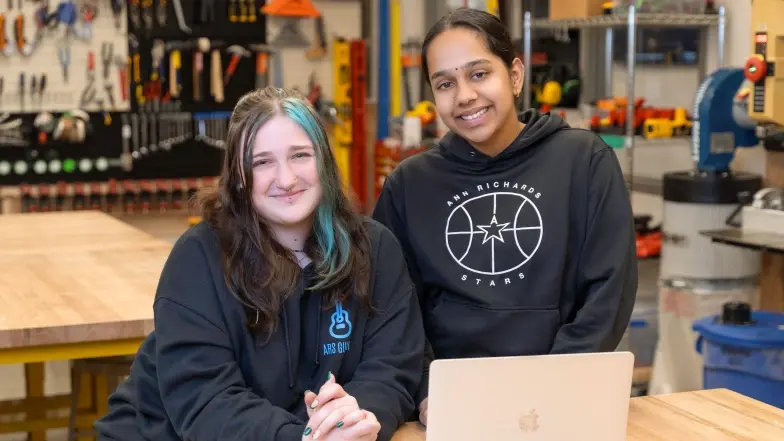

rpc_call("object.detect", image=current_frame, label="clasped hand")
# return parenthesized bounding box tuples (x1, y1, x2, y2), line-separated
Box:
(303, 372, 380, 441)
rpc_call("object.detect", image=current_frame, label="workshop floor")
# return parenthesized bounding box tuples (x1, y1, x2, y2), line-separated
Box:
(0, 192, 663, 439)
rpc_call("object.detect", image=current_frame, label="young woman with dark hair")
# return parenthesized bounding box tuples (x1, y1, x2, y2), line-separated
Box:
(372, 8, 637, 425)
(94, 87, 425, 441)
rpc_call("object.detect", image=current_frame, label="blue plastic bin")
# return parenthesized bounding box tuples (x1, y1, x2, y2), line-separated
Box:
(693, 311, 784, 409)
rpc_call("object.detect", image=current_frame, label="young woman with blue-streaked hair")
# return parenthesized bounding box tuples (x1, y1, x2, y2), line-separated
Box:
(94, 87, 425, 441)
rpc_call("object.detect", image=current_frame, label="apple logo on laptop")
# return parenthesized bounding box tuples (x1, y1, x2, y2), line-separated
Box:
(518, 409, 539, 433)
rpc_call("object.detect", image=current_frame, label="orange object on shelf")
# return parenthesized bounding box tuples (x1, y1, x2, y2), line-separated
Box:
(261, 0, 320, 17)
(636, 231, 662, 259)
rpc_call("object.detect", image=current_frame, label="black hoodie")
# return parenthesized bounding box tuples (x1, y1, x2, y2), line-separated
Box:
(372, 110, 637, 400)
(94, 219, 424, 441)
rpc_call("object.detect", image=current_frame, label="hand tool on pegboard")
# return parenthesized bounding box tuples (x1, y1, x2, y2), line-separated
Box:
(211, 49, 224, 103)
(129, 0, 141, 29)
(305, 15, 327, 61)
(120, 114, 133, 171)
(38, 74, 46, 104)
(201, 0, 216, 24)
(115, 55, 129, 103)
(58, 44, 70, 82)
(193, 38, 211, 102)
(239, 0, 248, 22)
(171, 0, 192, 33)
(224, 45, 251, 86)
(0, 11, 11, 56)
(156, 0, 168, 27)
(254, 51, 269, 88)
(228, 0, 238, 23)
(110, 0, 123, 29)
(261, 0, 321, 47)
(79, 51, 99, 108)
(147, 39, 166, 111)
(165, 40, 195, 101)
(101, 41, 114, 80)
(14, 3, 32, 56)
(18, 72, 25, 112)
(78, 0, 97, 40)
(249, 44, 284, 88)
(247, 0, 258, 23)
(141, 0, 153, 34)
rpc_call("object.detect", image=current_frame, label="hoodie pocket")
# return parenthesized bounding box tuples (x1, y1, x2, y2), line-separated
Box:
(426, 298, 561, 359)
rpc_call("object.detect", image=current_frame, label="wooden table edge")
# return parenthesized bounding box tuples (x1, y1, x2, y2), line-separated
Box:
(389, 389, 784, 441)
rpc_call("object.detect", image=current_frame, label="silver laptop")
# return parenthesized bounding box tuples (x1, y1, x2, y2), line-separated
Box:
(426, 351, 635, 441)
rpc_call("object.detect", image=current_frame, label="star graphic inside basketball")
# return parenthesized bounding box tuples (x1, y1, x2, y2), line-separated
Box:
(476, 215, 510, 244)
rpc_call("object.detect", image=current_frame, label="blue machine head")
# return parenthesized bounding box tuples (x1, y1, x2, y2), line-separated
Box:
(692, 68, 759, 172)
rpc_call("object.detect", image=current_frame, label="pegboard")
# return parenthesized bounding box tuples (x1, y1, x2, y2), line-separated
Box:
(0, 0, 130, 114)
(0, 0, 134, 188)
(0, 0, 272, 188)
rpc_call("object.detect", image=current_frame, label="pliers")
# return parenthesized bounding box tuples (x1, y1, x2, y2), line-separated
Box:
(101, 41, 114, 80)
(80, 51, 99, 107)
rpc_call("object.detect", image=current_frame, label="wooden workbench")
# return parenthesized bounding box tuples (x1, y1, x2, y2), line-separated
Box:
(0, 211, 171, 439)
(391, 389, 784, 440)
(0, 211, 168, 358)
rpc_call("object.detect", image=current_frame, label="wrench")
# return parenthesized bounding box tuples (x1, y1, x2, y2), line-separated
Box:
(171, 0, 192, 33)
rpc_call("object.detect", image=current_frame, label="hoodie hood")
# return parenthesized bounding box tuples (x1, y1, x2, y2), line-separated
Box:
(438, 109, 570, 168)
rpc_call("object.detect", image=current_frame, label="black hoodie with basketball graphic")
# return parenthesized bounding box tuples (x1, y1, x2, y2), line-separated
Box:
(372, 110, 637, 400)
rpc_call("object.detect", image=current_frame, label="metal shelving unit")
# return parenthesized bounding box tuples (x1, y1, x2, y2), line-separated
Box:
(522, 6, 727, 193)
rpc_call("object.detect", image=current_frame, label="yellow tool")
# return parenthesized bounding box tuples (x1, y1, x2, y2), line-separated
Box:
(745, 0, 784, 128)
(133, 53, 145, 105)
(642, 107, 692, 139)
(642, 119, 672, 139)
(169, 50, 181, 98)
(533, 81, 562, 109)
(405, 101, 437, 126)
(248, 0, 257, 22)
(229, 0, 238, 23)
(239, 0, 248, 22)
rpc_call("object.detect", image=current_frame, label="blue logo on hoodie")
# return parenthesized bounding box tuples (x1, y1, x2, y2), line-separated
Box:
(324, 302, 352, 356)
(328, 302, 352, 339)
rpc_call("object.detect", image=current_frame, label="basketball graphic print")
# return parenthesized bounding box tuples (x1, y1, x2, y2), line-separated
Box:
(445, 191, 543, 275)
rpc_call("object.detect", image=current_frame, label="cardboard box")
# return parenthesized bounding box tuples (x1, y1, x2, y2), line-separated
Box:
(549, 0, 606, 20)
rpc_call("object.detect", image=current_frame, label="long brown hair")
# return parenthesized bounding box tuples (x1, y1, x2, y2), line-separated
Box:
(198, 87, 371, 339)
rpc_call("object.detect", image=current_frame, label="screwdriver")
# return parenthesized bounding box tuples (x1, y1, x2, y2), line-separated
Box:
(39, 74, 46, 102)
(19, 72, 24, 110)
(58, 46, 70, 82)
(110, 0, 122, 29)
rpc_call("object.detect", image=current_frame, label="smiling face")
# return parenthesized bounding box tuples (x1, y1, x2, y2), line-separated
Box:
(426, 27, 524, 155)
(249, 114, 322, 232)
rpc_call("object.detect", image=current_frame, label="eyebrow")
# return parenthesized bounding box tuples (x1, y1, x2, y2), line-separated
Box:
(252, 145, 313, 158)
(430, 58, 491, 81)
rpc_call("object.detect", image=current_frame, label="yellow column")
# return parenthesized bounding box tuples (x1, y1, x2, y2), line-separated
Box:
(390, 0, 402, 116)
(332, 38, 352, 190)
(487, 0, 499, 16)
